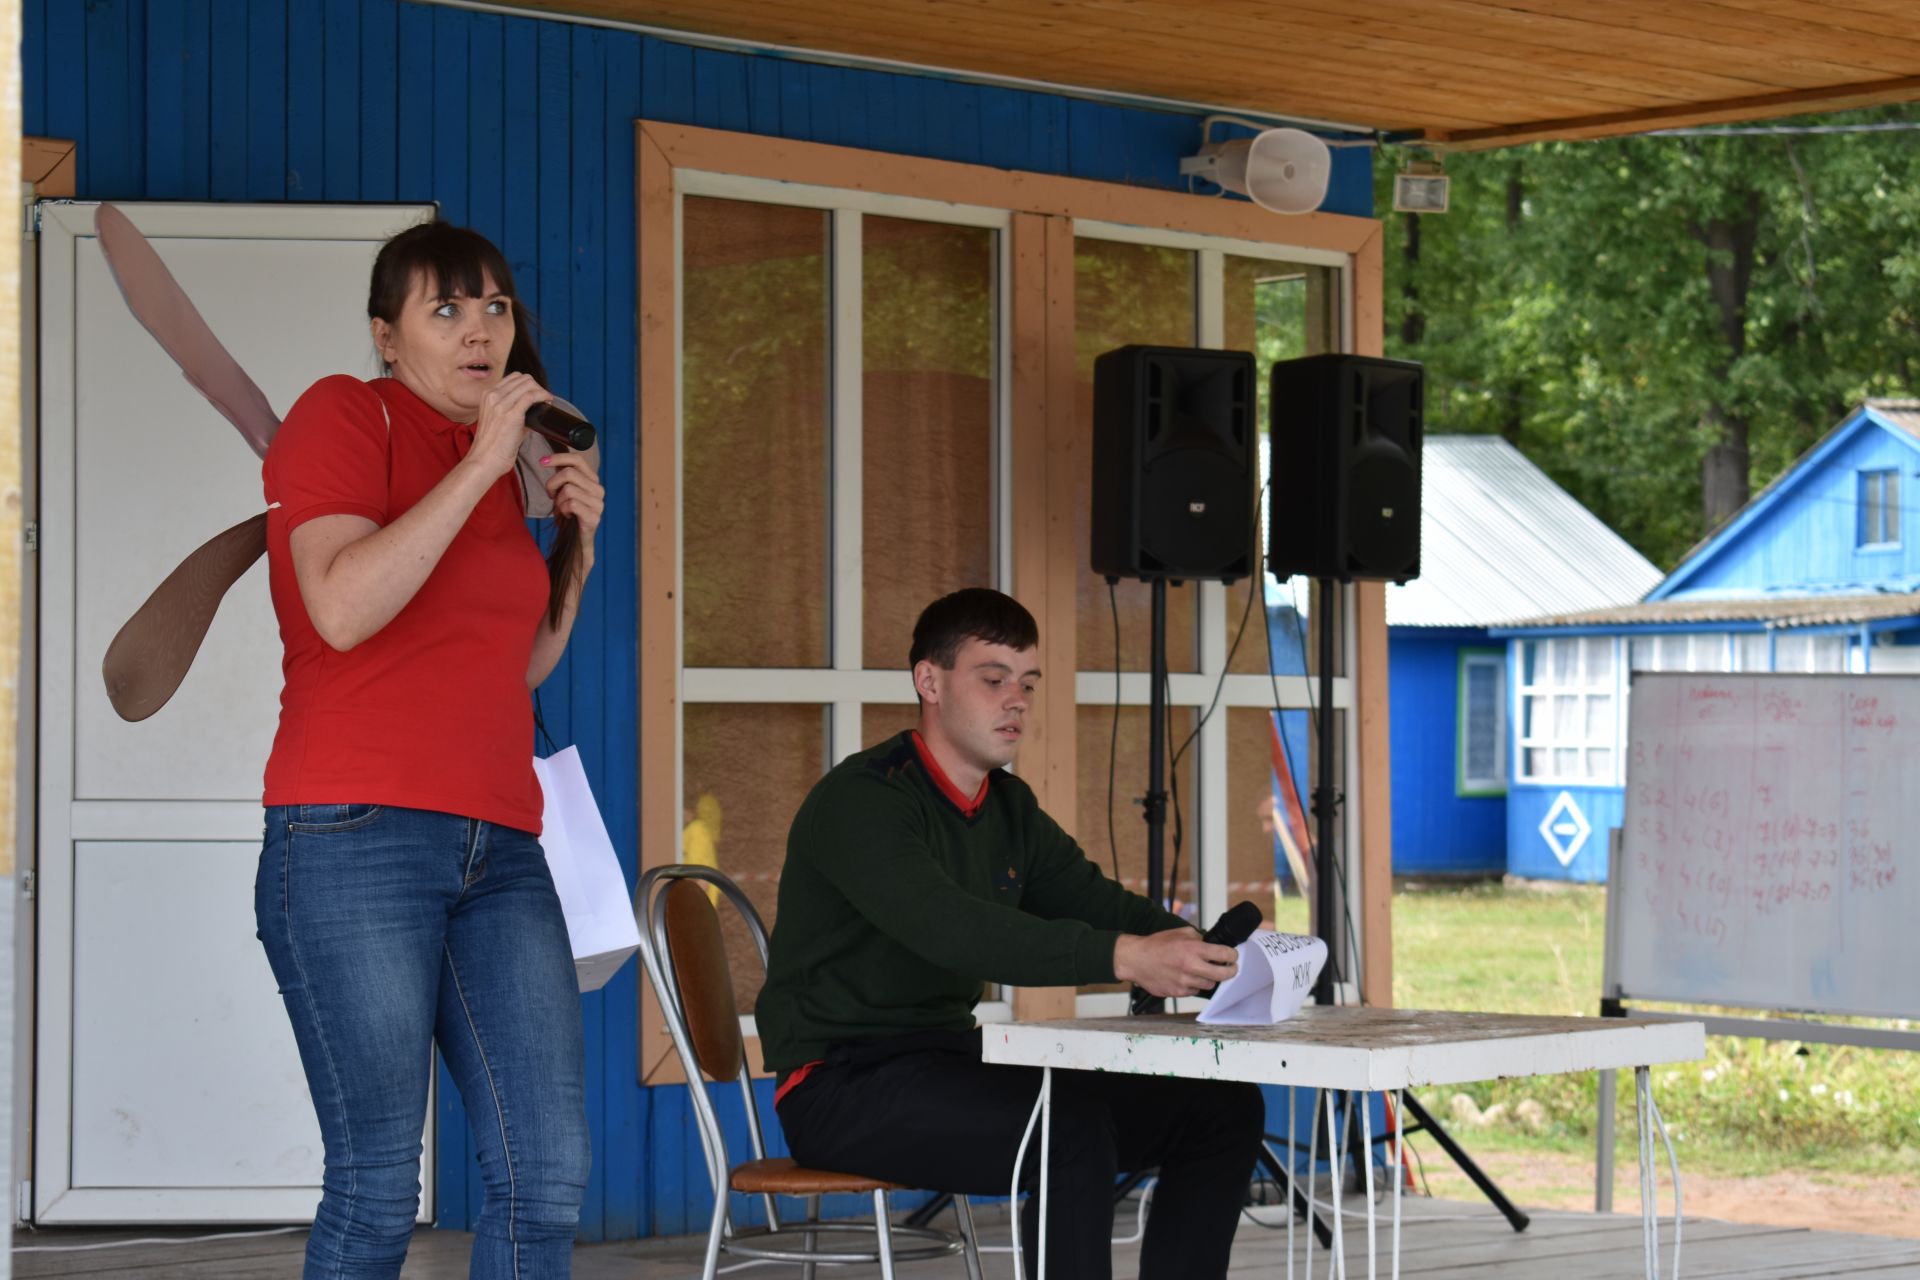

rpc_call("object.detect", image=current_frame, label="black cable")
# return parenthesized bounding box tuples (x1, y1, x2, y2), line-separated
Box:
(1107, 579, 1123, 884)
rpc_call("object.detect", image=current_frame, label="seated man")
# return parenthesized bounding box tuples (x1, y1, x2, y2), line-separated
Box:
(757, 587, 1263, 1280)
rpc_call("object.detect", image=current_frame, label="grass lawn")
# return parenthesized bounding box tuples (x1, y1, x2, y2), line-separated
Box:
(1272, 881, 1920, 1180)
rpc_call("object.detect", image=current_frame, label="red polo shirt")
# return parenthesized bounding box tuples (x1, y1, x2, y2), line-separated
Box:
(261, 375, 549, 832)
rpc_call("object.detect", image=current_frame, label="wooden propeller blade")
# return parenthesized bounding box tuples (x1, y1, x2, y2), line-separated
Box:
(102, 512, 269, 722)
(95, 203, 281, 457)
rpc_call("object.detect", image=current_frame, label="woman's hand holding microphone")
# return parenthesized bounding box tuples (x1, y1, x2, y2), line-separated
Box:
(463, 373, 605, 545)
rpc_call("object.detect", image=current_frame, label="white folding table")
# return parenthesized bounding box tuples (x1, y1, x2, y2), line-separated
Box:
(981, 1007, 1706, 1279)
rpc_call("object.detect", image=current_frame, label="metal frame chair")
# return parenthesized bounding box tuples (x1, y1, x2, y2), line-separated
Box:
(635, 863, 984, 1279)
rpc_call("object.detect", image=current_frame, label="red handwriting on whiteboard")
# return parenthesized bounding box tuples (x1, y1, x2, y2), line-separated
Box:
(1761, 690, 1803, 723)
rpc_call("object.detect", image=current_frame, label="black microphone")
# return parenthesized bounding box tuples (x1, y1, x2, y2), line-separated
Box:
(525, 399, 596, 452)
(1130, 900, 1264, 1015)
(1199, 900, 1262, 1000)
(1203, 900, 1263, 949)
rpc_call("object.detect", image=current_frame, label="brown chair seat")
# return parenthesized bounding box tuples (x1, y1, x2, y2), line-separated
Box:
(729, 1156, 905, 1196)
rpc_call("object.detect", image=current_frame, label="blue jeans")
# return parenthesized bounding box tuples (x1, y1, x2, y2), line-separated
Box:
(256, 803, 589, 1279)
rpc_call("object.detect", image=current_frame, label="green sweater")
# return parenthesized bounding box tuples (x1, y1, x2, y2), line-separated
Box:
(755, 732, 1184, 1073)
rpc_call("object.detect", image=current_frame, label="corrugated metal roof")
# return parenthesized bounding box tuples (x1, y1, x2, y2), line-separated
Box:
(1500, 590, 1920, 630)
(1386, 435, 1662, 628)
(1867, 398, 1920, 442)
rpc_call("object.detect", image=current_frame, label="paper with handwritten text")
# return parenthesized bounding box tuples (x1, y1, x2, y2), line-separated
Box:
(1197, 930, 1328, 1026)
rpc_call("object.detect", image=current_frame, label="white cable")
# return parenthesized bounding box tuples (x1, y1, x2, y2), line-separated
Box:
(1392, 1089, 1403, 1280)
(13, 1226, 304, 1254)
(1327, 1090, 1346, 1280)
(1039, 1068, 1052, 1280)
(1009, 1075, 1045, 1280)
(1287, 1094, 1297, 1280)
(1306, 1088, 1321, 1279)
(1361, 1095, 1376, 1280)
(1109, 1178, 1156, 1245)
(1649, 1091, 1683, 1279)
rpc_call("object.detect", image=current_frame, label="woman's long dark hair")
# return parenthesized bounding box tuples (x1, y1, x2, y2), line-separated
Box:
(369, 221, 583, 628)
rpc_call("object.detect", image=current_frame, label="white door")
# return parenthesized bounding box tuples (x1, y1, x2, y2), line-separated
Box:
(34, 202, 434, 1223)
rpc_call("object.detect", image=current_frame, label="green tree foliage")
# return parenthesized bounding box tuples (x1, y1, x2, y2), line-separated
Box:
(1379, 110, 1920, 569)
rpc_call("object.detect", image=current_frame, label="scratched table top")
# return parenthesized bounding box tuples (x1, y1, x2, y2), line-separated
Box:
(980, 1007, 1706, 1091)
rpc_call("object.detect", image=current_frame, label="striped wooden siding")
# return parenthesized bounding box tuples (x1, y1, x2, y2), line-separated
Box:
(22, 0, 1371, 1240)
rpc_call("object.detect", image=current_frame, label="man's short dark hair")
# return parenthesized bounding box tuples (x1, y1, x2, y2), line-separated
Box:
(909, 589, 1040, 671)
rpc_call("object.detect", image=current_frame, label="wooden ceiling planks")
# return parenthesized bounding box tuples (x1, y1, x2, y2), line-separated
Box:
(497, 0, 1920, 147)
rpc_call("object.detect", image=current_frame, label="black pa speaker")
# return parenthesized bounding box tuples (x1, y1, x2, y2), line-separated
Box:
(1268, 353, 1423, 583)
(1090, 346, 1258, 583)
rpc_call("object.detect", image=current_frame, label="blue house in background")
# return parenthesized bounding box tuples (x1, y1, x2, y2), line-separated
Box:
(1387, 436, 1660, 878)
(1495, 400, 1920, 882)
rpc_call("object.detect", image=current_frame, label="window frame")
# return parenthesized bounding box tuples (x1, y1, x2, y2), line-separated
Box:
(1456, 647, 1507, 797)
(1858, 467, 1900, 549)
(636, 120, 1390, 1077)
(1514, 635, 1621, 787)
(675, 172, 1016, 1031)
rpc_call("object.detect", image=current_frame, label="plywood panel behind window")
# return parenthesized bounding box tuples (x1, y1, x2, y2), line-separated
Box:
(683, 703, 828, 1013)
(861, 703, 922, 756)
(1075, 703, 1198, 993)
(1226, 707, 1297, 927)
(1074, 239, 1197, 675)
(863, 217, 995, 668)
(683, 197, 830, 668)
(1223, 256, 1339, 674)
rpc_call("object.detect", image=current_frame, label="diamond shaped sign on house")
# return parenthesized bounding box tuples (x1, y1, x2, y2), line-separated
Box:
(1538, 791, 1592, 868)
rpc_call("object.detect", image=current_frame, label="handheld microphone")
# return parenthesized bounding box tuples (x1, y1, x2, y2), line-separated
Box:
(525, 399, 596, 452)
(1202, 900, 1263, 949)
(1130, 900, 1264, 1015)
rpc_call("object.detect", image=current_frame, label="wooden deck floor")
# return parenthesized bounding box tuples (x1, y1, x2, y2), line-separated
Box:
(14, 1195, 1920, 1278)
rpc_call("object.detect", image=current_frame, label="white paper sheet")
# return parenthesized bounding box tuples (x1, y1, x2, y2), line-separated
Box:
(1196, 929, 1328, 1026)
(533, 747, 640, 991)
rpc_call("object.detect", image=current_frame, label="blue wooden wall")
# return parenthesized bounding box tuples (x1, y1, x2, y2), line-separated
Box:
(1387, 628, 1505, 877)
(1658, 411, 1920, 600)
(24, 0, 1373, 1240)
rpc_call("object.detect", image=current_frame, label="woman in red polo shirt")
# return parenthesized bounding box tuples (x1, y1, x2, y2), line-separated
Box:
(255, 221, 604, 1280)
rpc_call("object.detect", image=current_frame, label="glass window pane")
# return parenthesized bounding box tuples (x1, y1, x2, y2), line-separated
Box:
(863, 217, 996, 668)
(1463, 661, 1501, 784)
(1521, 692, 1540, 740)
(1075, 238, 1198, 674)
(1223, 255, 1338, 673)
(1586, 695, 1611, 741)
(1589, 748, 1613, 780)
(1776, 633, 1808, 671)
(1077, 704, 1199, 993)
(683, 198, 829, 668)
(1630, 638, 1657, 671)
(1524, 747, 1546, 779)
(1229, 708, 1300, 924)
(683, 703, 828, 1013)
(1887, 472, 1900, 543)
(1585, 637, 1613, 682)
(1735, 633, 1770, 671)
(1554, 747, 1578, 776)
(1813, 635, 1846, 672)
(1553, 694, 1578, 738)
(1551, 640, 1576, 683)
(860, 703, 921, 754)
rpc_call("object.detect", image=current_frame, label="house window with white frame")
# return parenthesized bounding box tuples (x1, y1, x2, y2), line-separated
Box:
(1457, 649, 1506, 796)
(668, 174, 1357, 1024)
(1859, 468, 1900, 547)
(1516, 636, 1617, 784)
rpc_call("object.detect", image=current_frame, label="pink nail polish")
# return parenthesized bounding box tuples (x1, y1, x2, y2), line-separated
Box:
(539, 456, 552, 465)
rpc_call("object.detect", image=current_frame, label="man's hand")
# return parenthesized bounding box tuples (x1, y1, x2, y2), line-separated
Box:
(1113, 928, 1239, 999)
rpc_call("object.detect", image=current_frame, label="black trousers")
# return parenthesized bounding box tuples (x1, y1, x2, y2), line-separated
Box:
(774, 1029, 1264, 1280)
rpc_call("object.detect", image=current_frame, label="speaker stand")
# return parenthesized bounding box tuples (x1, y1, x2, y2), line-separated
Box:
(1129, 576, 1171, 1016)
(1306, 577, 1525, 1233)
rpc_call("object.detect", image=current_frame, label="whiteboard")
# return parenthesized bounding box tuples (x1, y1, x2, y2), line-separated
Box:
(1614, 672, 1920, 1020)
